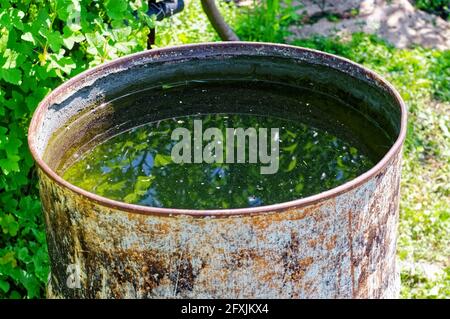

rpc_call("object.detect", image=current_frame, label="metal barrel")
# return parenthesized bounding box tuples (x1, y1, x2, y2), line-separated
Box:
(28, 43, 406, 298)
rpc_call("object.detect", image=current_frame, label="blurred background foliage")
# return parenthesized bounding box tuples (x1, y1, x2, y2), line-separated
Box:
(0, 0, 448, 298)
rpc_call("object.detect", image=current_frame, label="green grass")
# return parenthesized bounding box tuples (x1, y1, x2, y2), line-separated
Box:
(156, 2, 450, 298)
(291, 35, 450, 299)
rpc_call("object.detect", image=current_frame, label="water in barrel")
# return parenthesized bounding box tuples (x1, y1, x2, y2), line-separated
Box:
(61, 81, 391, 209)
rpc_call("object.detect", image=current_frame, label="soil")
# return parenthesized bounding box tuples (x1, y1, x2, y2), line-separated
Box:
(288, 0, 450, 50)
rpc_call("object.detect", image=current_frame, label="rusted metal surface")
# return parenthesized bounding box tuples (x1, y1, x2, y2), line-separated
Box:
(28, 42, 406, 298)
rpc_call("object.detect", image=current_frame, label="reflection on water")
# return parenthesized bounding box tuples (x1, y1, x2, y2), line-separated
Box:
(63, 113, 374, 209)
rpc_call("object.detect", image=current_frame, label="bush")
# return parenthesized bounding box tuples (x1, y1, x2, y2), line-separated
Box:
(414, 0, 450, 20)
(233, 0, 300, 42)
(0, 0, 152, 298)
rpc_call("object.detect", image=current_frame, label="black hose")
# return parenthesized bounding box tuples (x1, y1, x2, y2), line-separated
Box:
(147, 0, 185, 21)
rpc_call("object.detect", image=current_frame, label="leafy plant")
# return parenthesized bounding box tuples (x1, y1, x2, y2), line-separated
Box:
(233, 0, 300, 42)
(414, 0, 450, 20)
(0, 0, 152, 298)
(155, 0, 235, 46)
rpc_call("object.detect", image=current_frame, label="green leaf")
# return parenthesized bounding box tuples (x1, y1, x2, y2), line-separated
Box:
(2, 49, 21, 69)
(19, 270, 40, 298)
(0, 280, 10, 293)
(0, 68, 22, 85)
(0, 214, 19, 236)
(0, 8, 25, 30)
(39, 29, 63, 52)
(32, 248, 50, 283)
(17, 247, 31, 263)
(21, 32, 36, 45)
(9, 290, 22, 299)
(62, 32, 85, 50)
(48, 54, 76, 75)
(0, 252, 17, 267)
(105, 0, 128, 20)
(3, 137, 22, 158)
(0, 156, 21, 175)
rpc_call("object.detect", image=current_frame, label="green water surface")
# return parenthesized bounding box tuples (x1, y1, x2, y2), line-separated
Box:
(63, 112, 376, 209)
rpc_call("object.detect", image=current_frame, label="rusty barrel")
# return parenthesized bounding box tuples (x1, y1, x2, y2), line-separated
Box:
(28, 42, 406, 298)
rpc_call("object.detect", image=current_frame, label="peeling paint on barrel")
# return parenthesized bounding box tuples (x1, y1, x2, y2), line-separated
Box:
(38, 151, 402, 298)
(29, 42, 406, 299)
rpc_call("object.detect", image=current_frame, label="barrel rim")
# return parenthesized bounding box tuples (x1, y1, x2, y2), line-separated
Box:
(28, 41, 407, 217)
